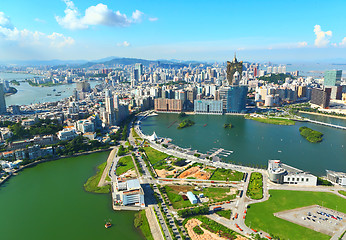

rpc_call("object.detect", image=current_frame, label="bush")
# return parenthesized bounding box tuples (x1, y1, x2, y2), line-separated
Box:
(178, 206, 209, 218)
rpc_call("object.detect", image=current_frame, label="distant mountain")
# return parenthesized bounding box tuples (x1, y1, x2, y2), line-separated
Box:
(0, 59, 88, 66)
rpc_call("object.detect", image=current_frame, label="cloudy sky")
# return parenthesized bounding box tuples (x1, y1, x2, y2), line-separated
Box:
(0, 0, 346, 62)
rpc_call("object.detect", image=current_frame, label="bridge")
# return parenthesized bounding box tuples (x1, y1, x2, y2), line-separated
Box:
(295, 118, 346, 130)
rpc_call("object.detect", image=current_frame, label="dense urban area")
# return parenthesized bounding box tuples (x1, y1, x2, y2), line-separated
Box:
(0, 56, 345, 240)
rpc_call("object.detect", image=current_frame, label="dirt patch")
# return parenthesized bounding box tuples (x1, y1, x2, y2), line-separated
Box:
(119, 169, 137, 178)
(185, 218, 227, 240)
(178, 166, 211, 180)
(169, 185, 194, 192)
(156, 169, 176, 178)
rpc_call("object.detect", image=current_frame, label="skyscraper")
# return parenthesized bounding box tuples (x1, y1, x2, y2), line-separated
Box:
(134, 63, 143, 81)
(324, 70, 342, 86)
(219, 86, 248, 113)
(0, 83, 6, 114)
(105, 89, 115, 125)
(226, 53, 243, 85)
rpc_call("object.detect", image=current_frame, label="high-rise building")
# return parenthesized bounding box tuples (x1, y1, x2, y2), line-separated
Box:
(134, 63, 143, 81)
(324, 70, 342, 86)
(0, 83, 6, 114)
(105, 89, 115, 125)
(226, 53, 243, 85)
(219, 86, 248, 113)
(76, 81, 91, 92)
(154, 99, 183, 112)
(310, 88, 331, 108)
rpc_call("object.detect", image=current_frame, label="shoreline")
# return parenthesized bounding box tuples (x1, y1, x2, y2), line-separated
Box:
(299, 111, 346, 120)
(0, 148, 111, 187)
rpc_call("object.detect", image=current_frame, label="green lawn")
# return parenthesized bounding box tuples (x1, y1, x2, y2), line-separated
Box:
(138, 210, 154, 240)
(144, 147, 169, 165)
(216, 209, 232, 219)
(83, 161, 110, 194)
(245, 190, 346, 240)
(246, 172, 263, 200)
(210, 168, 244, 181)
(164, 185, 237, 209)
(246, 116, 295, 125)
(339, 190, 346, 196)
(116, 156, 135, 176)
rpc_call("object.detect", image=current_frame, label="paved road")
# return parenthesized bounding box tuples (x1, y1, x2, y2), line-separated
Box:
(98, 147, 117, 187)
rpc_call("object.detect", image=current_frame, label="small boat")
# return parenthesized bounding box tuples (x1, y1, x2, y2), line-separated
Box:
(203, 124, 207, 127)
(53, 89, 56, 91)
(47, 93, 52, 96)
(105, 220, 112, 228)
(55, 94, 61, 96)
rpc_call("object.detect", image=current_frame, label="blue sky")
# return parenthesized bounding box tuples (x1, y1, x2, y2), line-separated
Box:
(1, 0, 346, 62)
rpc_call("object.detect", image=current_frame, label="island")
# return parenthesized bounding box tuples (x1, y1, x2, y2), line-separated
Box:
(245, 115, 295, 125)
(177, 119, 195, 129)
(299, 126, 323, 143)
(223, 123, 233, 128)
(10, 80, 20, 86)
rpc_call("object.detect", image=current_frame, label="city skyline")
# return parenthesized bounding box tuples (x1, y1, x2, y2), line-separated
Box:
(1, 0, 346, 62)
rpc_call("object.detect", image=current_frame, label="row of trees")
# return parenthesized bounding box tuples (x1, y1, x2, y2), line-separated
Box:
(178, 206, 209, 218)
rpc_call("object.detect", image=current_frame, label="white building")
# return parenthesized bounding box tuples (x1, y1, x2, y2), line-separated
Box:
(112, 178, 145, 207)
(57, 128, 78, 141)
(326, 170, 346, 186)
(268, 160, 317, 186)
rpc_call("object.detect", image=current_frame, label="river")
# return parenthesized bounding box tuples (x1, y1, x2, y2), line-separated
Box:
(0, 72, 98, 106)
(0, 152, 144, 240)
(141, 113, 346, 176)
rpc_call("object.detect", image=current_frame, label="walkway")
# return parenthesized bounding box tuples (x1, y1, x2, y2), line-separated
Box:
(98, 147, 117, 187)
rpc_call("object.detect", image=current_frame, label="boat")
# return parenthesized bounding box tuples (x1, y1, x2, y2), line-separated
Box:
(53, 89, 56, 91)
(105, 220, 112, 228)
(47, 93, 52, 96)
(55, 94, 61, 96)
(203, 124, 207, 127)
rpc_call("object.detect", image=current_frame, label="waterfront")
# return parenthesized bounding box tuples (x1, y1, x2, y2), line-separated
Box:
(0, 152, 144, 240)
(298, 112, 346, 127)
(0, 72, 98, 106)
(141, 113, 346, 176)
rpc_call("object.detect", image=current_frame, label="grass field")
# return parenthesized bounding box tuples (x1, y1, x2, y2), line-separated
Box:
(116, 156, 135, 176)
(134, 210, 154, 240)
(246, 116, 295, 125)
(210, 168, 244, 181)
(83, 161, 110, 194)
(246, 172, 263, 200)
(216, 209, 232, 219)
(144, 147, 169, 165)
(245, 190, 346, 240)
(339, 190, 346, 196)
(164, 185, 237, 209)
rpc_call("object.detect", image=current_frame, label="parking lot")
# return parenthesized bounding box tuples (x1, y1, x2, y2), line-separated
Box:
(274, 205, 346, 236)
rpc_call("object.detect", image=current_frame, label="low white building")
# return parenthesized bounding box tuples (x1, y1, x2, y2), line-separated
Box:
(268, 160, 317, 186)
(112, 178, 145, 207)
(326, 170, 346, 186)
(57, 128, 78, 141)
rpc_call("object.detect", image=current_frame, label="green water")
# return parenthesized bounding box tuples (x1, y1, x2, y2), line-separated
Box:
(0, 152, 144, 240)
(141, 114, 346, 175)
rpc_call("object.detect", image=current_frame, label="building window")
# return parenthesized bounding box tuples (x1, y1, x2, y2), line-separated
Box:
(297, 178, 299, 181)
(292, 178, 295, 181)
(306, 178, 309, 182)
(287, 178, 290, 181)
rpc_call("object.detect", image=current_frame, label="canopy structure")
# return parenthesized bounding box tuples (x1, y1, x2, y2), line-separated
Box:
(149, 132, 158, 141)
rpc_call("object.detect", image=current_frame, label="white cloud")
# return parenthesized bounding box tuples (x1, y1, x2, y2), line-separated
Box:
(0, 12, 74, 50)
(55, 0, 88, 30)
(314, 25, 332, 47)
(339, 37, 346, 47)
(0, 12, 13, 29)
(56, 1, 144, 30)
(297, 41, 308, 48)
(117, 41, 130, 47)
(148, 17, 158, 22)
(132, 10, 143, 23)
(34, 18, 46, 23)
